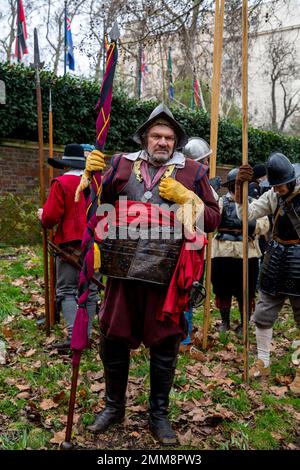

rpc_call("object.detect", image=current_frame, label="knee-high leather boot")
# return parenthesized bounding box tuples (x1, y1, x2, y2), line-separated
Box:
(87, 332, 130, 433)
(148, 335, 181, 446)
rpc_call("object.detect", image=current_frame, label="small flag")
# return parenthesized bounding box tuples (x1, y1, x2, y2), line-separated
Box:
(14, 0, 28, 61)
(191, 77, 200, 109)
(104, 34, 109, 52)
(66, 17, 75, 71)
(168, 48, 174, 101)
(138, 45, 147, 99)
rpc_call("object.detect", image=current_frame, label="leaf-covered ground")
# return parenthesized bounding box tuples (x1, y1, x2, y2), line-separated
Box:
(0, 246, 300, 450)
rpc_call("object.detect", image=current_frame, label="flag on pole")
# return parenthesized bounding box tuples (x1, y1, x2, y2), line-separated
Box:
(104, 34, 109, 52)
(138, 45, 147, 99)
(168, 48, 174, 101)
(66, 17, 75, 71)
(14, 0, 28, 61)
(191, 77, 200, 109)
(71, 23, 119, 358)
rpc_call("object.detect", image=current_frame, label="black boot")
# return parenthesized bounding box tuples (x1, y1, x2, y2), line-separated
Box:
(148, 335, 181, 446)
(87, 332, 130, 433)
(219, 309, 230, 332)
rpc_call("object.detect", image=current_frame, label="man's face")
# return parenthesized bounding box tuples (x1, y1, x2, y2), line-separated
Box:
(273, 183, 289, 196)
(146, 124, 176, 164)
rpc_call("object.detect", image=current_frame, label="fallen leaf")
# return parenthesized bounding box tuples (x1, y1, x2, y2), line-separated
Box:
(24, 348, 36, 357)
(16, 384, 31, 391)
(16, 391, 31, 399)
(129, 431, 140, 438)
(53, 390, 66, 404)
(44, 334, 57, 346)
(199, 365, 214, 377)
(90, 383, 105, 393)
(4, 378, 17, 386)
(2, 326, 13, 338)
(269, 386, 288, 397)
(50, 429, 66, 445)
(40, 398, 59, 410)
(32, 360, 41, 369)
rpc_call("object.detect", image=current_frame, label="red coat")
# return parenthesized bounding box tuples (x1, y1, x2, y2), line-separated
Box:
(42, 174, 86, 245)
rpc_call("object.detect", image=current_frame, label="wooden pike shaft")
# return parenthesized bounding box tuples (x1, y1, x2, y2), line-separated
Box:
(48, 91, 55, 326)
(63, 363, 79, 446)
(36, 70, 50, 337)
(203, 0, 225, 349)
(242, 0, 249, 383)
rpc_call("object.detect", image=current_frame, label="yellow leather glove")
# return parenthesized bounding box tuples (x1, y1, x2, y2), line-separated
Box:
(85, 149, 106, 172)
(159, 177, 194, 204)
(75, 150, 106, 202)
(159, 177, 204, 233)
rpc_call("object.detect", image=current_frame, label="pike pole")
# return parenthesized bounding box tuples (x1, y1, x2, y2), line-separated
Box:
(242, 0, 250, 383)
(48, 89, 56, 326)
(202, 0, 225, 349)
(33, 27, 50, 336)
(61, 22, 120, 450)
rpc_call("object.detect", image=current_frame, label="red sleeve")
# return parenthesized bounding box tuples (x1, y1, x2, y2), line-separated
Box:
(197, 175, 221, 233)
(41, 180, 65, 229)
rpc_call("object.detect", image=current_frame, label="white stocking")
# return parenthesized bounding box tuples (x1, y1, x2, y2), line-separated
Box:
(255, 326, 273, 367)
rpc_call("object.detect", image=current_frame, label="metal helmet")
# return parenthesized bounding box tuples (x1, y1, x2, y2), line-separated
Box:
(132, 103, 188, 149)
(183, 137, 212, 161)
(266, 152, 295, 186)
(221, 168, 239, 187)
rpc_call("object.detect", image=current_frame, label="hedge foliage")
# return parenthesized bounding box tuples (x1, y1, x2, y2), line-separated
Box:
(0, 63, 299, 165)
(0, 193, 41, 246)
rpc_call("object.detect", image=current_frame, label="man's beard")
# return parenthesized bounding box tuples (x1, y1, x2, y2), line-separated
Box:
(147, 151, 171, 166)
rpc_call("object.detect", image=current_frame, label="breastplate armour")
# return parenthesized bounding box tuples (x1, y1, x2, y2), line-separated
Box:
(98, 165, 183, 285)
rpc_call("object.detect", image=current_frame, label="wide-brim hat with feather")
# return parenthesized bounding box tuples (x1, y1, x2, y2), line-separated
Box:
(48, 144, 86, 169)
(132, 103, 188, 149)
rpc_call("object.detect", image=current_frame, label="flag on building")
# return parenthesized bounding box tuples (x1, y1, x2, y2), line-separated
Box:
(168, 48, 174, 101)
(14, 0, 28, 61)
(66, 17, 75, 71)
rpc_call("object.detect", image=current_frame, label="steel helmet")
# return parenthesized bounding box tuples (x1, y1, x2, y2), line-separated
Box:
(266, 152, 295, 186)
(132, 103, 188, 149)
(183, 137, 212, 161)
(221, 168, 239, 187)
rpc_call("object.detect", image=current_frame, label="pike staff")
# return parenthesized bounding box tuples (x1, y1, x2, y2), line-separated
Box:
(32, 28, 50, 336)
(48, 89, 56, 326)
(202, 0, 225, 349)
(242, 0, 250, 383)
(61, 22, 120, 450)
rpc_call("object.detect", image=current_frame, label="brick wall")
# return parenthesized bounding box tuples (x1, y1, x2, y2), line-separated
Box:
(0, 140, 64, 195)
(0, 139, 233, 195)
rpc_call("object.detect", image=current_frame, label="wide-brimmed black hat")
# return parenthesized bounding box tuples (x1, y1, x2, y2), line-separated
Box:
(132, 103, 188, 149)
(48, 144, 86, 169)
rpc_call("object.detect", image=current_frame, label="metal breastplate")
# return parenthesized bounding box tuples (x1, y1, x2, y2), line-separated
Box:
(98, 165, 183, 285)
(260, 239, 300, 296)
(216, 196, 256, 242)
(273, 194, 300, 242)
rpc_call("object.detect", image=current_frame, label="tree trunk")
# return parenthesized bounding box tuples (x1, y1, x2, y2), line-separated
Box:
(271, 79, 277, 130)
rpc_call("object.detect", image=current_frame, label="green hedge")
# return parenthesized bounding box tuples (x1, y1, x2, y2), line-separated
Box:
(0, 193, 41, 246)
(0, 63, 299, 165)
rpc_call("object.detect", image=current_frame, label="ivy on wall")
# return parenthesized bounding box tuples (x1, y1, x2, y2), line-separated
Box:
(0, 63, 299, 165)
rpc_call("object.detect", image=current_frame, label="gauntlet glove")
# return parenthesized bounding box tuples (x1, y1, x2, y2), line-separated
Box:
(235, 164, 253, 204)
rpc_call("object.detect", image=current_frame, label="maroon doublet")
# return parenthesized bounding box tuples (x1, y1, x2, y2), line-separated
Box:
(99, 156, 220, 348)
